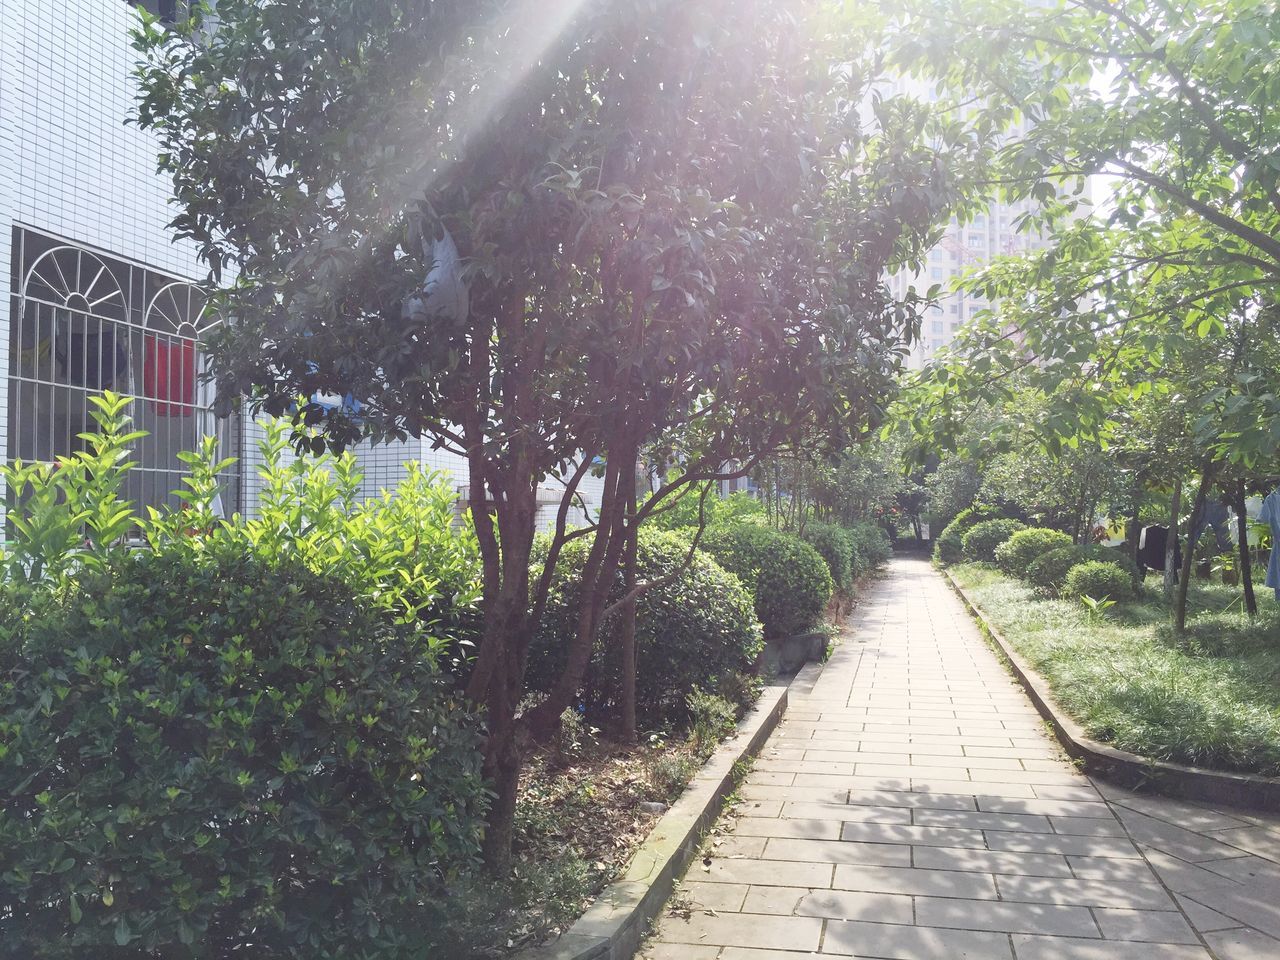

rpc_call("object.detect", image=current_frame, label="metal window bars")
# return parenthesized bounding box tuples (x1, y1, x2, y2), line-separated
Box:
(6, 227, 242, 520)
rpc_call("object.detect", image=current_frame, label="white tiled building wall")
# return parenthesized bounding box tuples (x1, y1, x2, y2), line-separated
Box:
(1, 0, 603, 531)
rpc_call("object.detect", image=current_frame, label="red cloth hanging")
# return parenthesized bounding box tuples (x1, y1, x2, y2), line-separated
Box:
(143, 335, 196, 417)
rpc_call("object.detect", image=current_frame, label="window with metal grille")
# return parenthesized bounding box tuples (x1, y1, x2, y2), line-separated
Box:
(7, 227, 242, 519)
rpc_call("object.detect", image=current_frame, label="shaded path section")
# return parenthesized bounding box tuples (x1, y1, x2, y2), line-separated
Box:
(642, 555, 1280, 959)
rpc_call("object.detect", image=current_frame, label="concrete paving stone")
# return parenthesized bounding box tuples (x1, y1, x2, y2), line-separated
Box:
(912, 808, 1052, 833)
(1181, 883, 1280, 940)
(996, 874, 1174, 910)
(839, 821, 987, 848)
(761, 837, 912, 867)
(1175, 893, 1246, 932)
(716, 835, 770, 858)
(909, 778, 1038, 798)
(832, 862, 999, 898)
(738, 884, 808, 916)
(756, 759, 855, 776)
(950, 755, 1028, 771)
(638, 943, 721, 960)
(984, 831, 1140, 858)
(820, 919, 1014, 959)
(677, 881, 749, 912)
(1205, 927, 1280, 960)
(1091, 907, 1198, 943)
(842, 787, 978, 810)
(1011, 934, 1213, 959)
(802, 749, 914, 764)
(1199, 855, 1280, 885)
(914, 895, 1099, 937)
(739, 799, 785, 817)
(912, 845, 1074, 877)
(1107, 792, 1254, 833)
(741, 783, 851, 803)
(1138, 846, 1243, 894)
(977, 797, 1115, 819)
(1110, 807, 1256, 863)
(654, 911, 823, 951)
(747, 771, 796, 787)
(794, 889, 914, 923)
(1208, 827, 1280, 862)
(1047, 816, 1128, 837)
(780, 802, 913, 825)
(1032, 785, 1106, 801)
(733, 817, 842, 840)
(1064, 855, 1157, 883)
(1020, 758, 1075, 772)
(963, 745, 1062, 760)
(697, 857, 833, 888)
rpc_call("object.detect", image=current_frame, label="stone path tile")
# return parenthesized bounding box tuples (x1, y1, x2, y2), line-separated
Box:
(640, 556, 1280, 960)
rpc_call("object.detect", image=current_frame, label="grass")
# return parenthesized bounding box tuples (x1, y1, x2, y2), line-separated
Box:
(950, 563, 1280, 778)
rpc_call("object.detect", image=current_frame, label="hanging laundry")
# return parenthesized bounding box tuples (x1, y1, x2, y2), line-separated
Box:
(143, 334, 196, 416)
(1260, 487, 1280, 602)
(404, 224, 469, 325)
(1137, 525, 1181, 575)
(1188, 499, 1232, 553)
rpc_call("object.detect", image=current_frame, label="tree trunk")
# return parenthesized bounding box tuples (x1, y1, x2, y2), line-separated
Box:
(1234, 480, 1258, 617)
(618, 470, 640, 744)
(524, 436, 635, 738)
(1175, 468, 1213, 633)
(1163, 479, 1182, 597)
(1127, 487, 1142, 583)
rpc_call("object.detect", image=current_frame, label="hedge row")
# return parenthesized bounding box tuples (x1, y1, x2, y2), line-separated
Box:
(934, 505, 1139, 603)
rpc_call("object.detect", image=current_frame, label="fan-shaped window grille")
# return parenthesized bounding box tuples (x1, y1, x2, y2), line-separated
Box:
(7, 227, 242, 517)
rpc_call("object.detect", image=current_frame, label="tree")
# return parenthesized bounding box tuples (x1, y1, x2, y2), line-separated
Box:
(883, 0, 1280, 627)
(135, 0, 954, 870)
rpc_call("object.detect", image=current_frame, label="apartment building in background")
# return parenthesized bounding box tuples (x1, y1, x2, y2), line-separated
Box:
(0, 0, 603, 527)
(884, 78, 1053, 370)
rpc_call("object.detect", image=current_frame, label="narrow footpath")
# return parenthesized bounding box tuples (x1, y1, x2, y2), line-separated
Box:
(643, 555, 1280, 960)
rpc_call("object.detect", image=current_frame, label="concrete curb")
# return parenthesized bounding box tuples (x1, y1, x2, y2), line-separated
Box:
(944, 569, 1280, 813)
(518, 676, 794, 960)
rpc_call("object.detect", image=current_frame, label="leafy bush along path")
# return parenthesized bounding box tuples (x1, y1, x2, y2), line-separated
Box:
(951, 564, 1280, 778)
(641, 556, 1280, 960)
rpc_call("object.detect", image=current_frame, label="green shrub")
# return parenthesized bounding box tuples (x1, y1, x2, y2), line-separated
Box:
(933, 504, 1000, 565)
(802, 521, 853, 590)
(961, 518, 1028, 564)
(1026, 545, 1141, 598)
(646, 484, 765, 531)
(1062, 560, 1135, 602)
(526, 529, 763, 725)
(0, 548, 487, 959)
(995, 527, 1074, 577)
(699, 523, 833, 639)
(1025, 545, 1091, 597)
(844, 522, 892, 578)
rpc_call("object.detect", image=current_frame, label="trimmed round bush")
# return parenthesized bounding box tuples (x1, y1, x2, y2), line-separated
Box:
(1027, 545, 1141, 598)
(1062, 560, 1136, 602)
(526, 529, 763, 724)
(699, 523, 833, 639)
(802, 521, 853, 590)
(1026, 545, 1091, 597)
(994, 527, 1074, 577)
(0, 548, 488, 959)
(932, 505, 1000, 565)
(961, 518, 1028, 564)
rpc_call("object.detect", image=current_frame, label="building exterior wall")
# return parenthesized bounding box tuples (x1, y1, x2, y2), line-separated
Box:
(1, 1, 603, 532)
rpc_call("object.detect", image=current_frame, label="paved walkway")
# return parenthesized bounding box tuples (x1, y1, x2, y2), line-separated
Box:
(642, 556, 1280, 960)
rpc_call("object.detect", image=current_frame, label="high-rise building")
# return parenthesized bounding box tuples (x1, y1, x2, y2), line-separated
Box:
(883, 81, 1052, 370)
